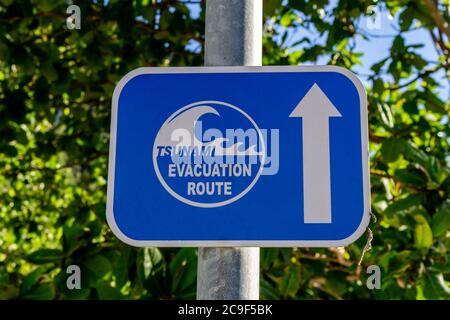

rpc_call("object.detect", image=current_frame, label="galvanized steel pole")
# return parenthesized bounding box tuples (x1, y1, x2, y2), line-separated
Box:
(197, 0, 262, 300)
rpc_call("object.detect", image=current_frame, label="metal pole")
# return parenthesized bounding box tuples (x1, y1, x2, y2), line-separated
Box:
(197, 0, 262, 300)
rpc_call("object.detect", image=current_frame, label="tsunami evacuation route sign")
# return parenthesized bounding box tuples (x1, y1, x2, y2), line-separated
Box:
(106, 66, 371, 247)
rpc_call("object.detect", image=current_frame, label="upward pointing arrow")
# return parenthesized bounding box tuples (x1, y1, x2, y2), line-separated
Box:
(290, 83, 342, 224)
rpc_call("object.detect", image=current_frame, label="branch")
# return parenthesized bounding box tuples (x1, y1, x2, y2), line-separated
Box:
(423, 0, 450, 40)
(299, 253, 352, 267)
(429, 30, 450, 70)
(388, 65, 442, 91)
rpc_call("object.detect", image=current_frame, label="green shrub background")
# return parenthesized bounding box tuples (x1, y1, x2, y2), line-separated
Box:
(0, 0, 449, 299)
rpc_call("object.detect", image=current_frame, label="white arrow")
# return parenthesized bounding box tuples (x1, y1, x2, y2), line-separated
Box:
(290, 83, 342, 223)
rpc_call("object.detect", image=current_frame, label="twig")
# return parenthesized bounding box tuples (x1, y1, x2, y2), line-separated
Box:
(423, 0, 450, 41)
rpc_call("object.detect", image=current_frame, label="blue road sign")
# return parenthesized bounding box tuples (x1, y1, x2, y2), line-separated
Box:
(107, 66, 370, 247)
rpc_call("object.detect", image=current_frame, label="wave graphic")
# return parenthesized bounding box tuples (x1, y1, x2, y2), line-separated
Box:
(155, 105, 262, 156)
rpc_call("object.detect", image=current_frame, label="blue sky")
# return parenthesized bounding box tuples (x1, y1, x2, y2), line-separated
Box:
(287, 3, 448, 97)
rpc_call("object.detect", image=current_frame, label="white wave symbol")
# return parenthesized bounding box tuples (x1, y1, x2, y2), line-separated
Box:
(155, 105, 262, 156)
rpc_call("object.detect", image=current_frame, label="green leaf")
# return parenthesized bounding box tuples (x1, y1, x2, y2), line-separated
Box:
(148, 247, 163, 272)
(63, 219, 85, 252)
(403, 142, 429, 167)
(388, 250, 413, 274)
(288, 0, 305, 10)
(394, 168, 427, 186)
(265, 0, 283, 16)
(261, 248, 279, 270)
(393, 35, 405, 51)
(0, 285, 19, 300)
(384, 194, 424, 216)
(20, 267, 46, 294)
(260, 278, 279, 300)
(41, 61, 58, 83)
(420, 90, 447, 114)
(137, 247, 163, 283)
(371, 57, 389, 73)
(380, 138, 403, 163)
(3, 145, 18, 157)
(324, 271, 347, 298)
(279, 266, 300, 299)
(414, 215, 433, 249)
(25, 249, 63, 264)
(170, 248, 197, 296)
(421, 272, 450, 299)
(96, 282, 124, 300)
(0, 0, 14, 6)
(399, 7, 415, 31)
(21, 284, 55, 300)
(431, 203, 450, 237)
(403, 100, 419, 114)
(114, 246, 132, 290)
(424, 156, 441, 183)
(376, 102, 394, 128)
(84, 254, 112, 285)
(36, 0, 60, 12)
(372, 78, 384, 95)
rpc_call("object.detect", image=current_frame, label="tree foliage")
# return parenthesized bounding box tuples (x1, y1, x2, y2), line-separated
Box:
(0, 0, 449, 300)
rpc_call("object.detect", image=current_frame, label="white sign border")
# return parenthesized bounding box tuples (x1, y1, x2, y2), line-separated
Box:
(107, 65, 371, 247)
